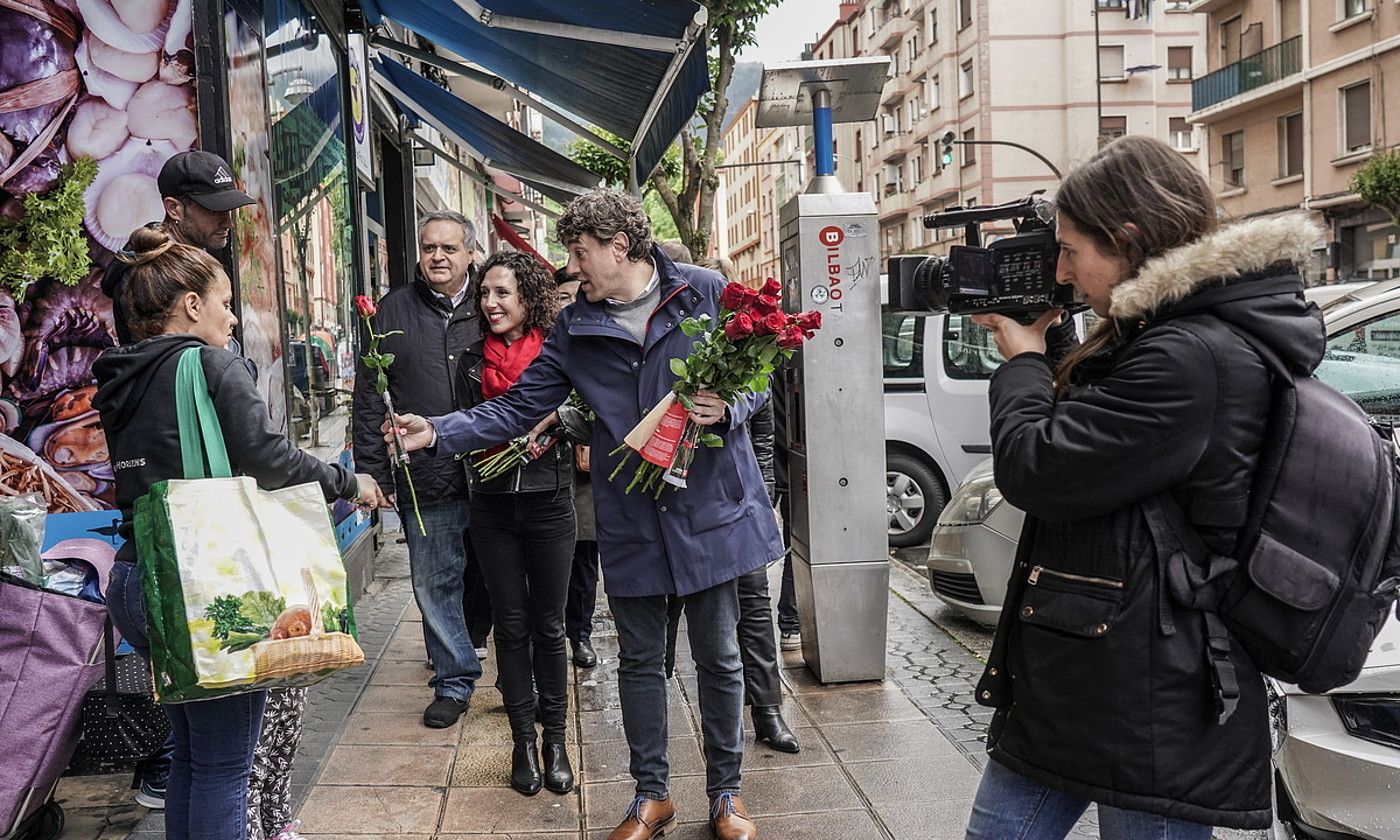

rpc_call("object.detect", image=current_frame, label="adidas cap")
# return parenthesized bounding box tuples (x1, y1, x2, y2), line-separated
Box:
(156, 150, 255, 212)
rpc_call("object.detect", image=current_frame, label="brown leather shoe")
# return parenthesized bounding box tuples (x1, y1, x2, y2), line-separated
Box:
(606, 795, 675, 840)
(709, 793, 756, 840)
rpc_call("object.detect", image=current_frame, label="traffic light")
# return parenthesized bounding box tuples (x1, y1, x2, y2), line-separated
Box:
(938, 131, 956, 168)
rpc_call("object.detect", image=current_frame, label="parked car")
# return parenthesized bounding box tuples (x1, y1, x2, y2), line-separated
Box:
(925, 280, 1400, 839)
(881, 286, 1090, 547)
(928, 280, 1400, 622)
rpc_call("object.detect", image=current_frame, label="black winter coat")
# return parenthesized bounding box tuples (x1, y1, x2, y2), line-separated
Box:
(351, 268, 480, 502)
(976, 215, 1325, 830)
(456, 335, 576, 496)
(94, 335, 357, 564)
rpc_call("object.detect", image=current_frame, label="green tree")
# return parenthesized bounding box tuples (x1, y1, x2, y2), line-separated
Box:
(1352, 148, 1400, 229)
(657, 0, 781, 256)
(565, 1, 780, 257)
(568, 129, 683, 240)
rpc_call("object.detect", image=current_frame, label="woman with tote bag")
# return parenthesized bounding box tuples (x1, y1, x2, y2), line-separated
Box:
(93, 226, 382, 840)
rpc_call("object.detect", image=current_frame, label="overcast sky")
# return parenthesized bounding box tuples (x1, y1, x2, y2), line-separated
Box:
(736, 0, 842, 66)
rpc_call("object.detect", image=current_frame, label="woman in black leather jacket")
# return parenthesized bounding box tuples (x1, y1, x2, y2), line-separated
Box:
(455, 251, 579, 797)
(962, 137, 1324, 838)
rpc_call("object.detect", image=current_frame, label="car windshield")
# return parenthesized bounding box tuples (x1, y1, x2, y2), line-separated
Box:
(1318, 310, 1400, 424)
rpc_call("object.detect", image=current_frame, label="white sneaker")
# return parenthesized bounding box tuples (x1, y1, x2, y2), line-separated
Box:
(271, 821, 306, 840)
(780, 632, 801, 651)
(474, 646, 489, 659)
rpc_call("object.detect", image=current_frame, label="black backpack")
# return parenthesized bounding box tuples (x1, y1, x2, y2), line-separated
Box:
(1144, 316, 1400, 720)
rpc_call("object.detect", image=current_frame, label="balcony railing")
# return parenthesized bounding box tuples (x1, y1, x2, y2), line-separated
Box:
(1192, 36, 1302, 112)
(872, 12, 914, 50)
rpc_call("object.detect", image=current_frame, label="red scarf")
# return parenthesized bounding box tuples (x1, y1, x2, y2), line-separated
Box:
(482, 329, 545, 399)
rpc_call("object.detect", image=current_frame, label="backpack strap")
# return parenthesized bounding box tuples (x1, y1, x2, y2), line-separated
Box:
(1141, 493, 1242, 724)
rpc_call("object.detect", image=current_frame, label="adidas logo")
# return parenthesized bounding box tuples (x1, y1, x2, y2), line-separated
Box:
(213, 166, 233, 185)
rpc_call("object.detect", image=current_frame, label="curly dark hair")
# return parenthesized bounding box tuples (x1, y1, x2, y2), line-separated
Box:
(476, 251, 560, 336)
(556, 189, 652, 261)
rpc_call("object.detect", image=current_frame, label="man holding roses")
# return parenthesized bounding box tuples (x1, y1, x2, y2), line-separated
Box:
(386, 190, 780, 840)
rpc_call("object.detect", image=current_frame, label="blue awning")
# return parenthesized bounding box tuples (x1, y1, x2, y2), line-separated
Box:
(372, 56, 604, 206)
(359, 0, 709, 189)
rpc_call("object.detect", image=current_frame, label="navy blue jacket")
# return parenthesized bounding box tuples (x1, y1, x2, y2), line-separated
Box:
(426, 246, 782, 597)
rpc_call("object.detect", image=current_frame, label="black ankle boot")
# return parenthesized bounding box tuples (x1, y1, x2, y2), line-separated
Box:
(752, 705, 800, 753)
(511, 739, 542, 795)
(542, 742, 574, 794)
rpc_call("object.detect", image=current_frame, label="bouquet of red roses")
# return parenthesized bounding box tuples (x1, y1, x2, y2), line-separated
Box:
(608, 278, 821, 497)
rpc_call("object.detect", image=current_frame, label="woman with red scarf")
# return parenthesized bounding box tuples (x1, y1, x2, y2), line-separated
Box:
(457, 251, 579, 796)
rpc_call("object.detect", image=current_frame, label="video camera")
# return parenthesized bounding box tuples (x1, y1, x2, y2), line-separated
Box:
(887, 193, 1076, 319)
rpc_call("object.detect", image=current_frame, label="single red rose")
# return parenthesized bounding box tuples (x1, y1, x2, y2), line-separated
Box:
(724, 311, 755, 341)
(797, 310, 822, 332)
(719, 282, 749, 312)
(354, 295, 377, 318)
(761, 277, 782, 297)
(777, 325, 807, 350)
(759, 311, 788, 337)
(752, 294, 781, 316)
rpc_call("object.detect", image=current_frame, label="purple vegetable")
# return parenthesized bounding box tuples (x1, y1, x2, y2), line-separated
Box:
(0, 5, 78, 146)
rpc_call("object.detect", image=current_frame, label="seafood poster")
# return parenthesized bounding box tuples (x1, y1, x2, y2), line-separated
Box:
(0, 0, 197, 524)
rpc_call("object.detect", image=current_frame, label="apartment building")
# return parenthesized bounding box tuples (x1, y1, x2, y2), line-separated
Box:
(805, 1, 869, 193)
(861, 0, 1204, 260)
(719, 98, 765, 283)
(1188, 0, 1399, 281)
(756, 126, 807, 281)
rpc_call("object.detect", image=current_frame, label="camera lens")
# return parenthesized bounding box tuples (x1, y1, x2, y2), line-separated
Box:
(914, 256, 951, 311)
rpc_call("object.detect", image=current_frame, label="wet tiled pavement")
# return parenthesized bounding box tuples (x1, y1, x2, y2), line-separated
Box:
(53, 535, 1261, 839)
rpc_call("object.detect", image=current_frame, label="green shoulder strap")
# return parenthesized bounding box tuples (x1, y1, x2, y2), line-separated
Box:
(175, 347, 233, 479)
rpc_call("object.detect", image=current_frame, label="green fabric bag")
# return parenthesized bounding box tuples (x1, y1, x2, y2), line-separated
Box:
(135, 348, 363, 703)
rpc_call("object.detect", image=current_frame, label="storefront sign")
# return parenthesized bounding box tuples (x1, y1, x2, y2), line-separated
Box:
(348, 34, 375, 186)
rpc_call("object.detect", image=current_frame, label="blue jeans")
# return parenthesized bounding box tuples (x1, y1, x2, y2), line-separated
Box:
(610, 579, 744, 799)
(403, 500, 482, 701)
(966, 759, 1214, 840)
(108, 561, 267, 840)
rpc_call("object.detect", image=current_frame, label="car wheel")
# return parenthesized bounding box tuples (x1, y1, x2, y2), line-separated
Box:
(886, 452, 946, 548)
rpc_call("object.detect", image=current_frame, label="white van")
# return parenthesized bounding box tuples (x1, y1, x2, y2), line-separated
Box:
(881, 284, 1008, 547)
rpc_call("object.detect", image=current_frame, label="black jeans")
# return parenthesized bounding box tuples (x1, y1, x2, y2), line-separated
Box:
(566, 540, 599, 644)
(664, 568, 780, 707)
(462, 530, 493, 649)
(470, 489, 576, 744)
(776, 492, 799, 635)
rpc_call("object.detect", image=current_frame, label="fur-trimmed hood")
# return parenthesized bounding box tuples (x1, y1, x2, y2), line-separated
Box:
(1109, 214, 1322, 320)
(1109, 213, 1327, 377)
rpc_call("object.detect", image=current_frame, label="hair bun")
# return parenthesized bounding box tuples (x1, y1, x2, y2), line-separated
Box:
(120, 224, 176, 264)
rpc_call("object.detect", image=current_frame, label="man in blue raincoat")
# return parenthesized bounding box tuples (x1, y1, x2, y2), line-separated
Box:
(389, 190, 780, 840)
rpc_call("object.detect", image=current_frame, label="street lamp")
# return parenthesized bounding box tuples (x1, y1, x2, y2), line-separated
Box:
(937, 130, 1062, 179)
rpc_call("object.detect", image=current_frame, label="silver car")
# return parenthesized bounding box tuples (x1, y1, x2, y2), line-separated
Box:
(926, 281, 1400, 837)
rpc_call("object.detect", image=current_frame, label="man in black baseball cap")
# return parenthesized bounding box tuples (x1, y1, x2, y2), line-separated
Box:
(102, 150, 254, 345)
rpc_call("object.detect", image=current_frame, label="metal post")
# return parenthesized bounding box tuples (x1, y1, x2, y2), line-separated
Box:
(813, 89, 835, 177)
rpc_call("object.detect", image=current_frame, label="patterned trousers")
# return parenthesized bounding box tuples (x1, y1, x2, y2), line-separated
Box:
(246, 687, 307, 840)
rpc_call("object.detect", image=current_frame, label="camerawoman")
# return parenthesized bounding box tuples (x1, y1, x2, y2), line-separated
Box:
(955, 136, 1324, 838)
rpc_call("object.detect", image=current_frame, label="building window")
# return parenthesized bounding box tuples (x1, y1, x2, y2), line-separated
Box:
(1343, 0, 1368, 19)
(962, 128, 976, 166)
(883, 162, 904, 194)
(928, 8, 938, 42)
(1222, 130, 1245, 188)
(1280, 0, 1301, 40)
(1098, 45, 1125, 80)
(959, 60, 974, 98)
(1277, 111, 1303, 178)
(929, 74, 941, 110)
(1167, 47, 1192, 81)
(910, 152, 923, 185)
(1341, 80, 1372, 154)
(1221, 16, 1242, 65)
(908, 30, 921, 63)
(1170, 117, 1194, 150)
(1099, 115, 1127, 145)
(1096, 0, 1126, 8)
(958, 0, 972, 30)
(909, 94, 924, 125)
